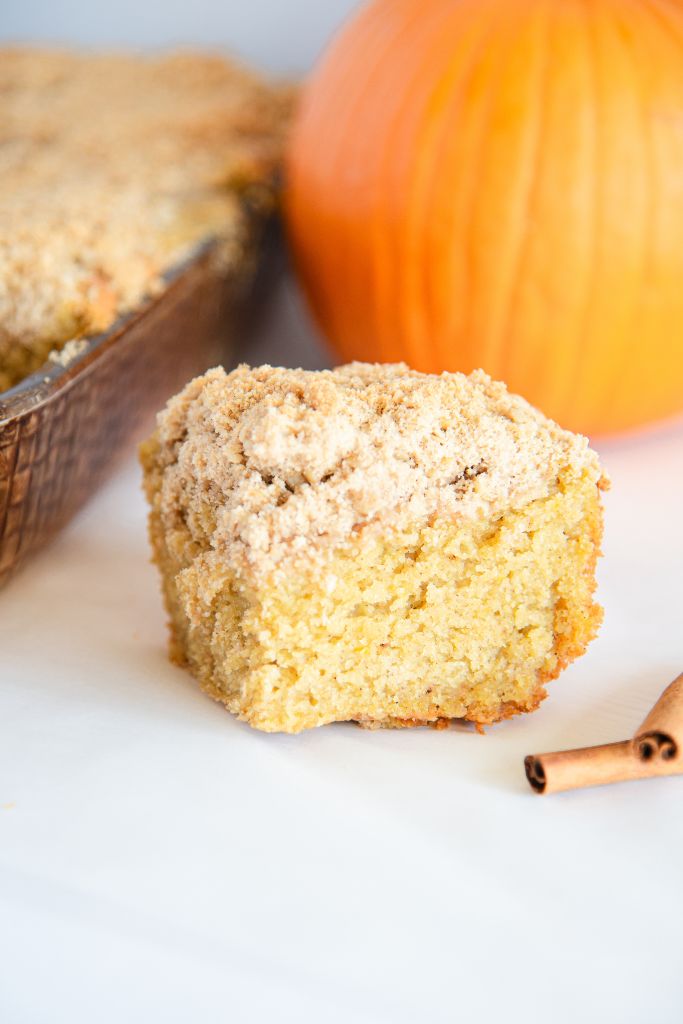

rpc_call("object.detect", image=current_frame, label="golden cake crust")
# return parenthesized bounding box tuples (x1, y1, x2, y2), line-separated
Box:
(0, 48, 291, 391)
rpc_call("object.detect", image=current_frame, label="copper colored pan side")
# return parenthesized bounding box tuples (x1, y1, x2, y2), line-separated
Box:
(0, 215, 280, 589)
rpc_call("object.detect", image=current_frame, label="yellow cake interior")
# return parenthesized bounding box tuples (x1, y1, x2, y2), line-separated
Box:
(146, 460, 602, 733)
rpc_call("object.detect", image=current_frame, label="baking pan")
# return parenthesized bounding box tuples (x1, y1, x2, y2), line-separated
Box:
(0, 211, 281, 589)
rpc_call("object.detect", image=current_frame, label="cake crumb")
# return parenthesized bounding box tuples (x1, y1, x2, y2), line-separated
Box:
(48, 338, 88, 367)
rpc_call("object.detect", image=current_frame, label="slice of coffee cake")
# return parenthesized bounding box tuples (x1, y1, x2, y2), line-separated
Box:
(141, 362, 607, 733)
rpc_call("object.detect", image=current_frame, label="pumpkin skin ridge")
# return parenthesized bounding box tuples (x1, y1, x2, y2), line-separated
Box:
(421, 0, 521, 378)
(576, 0, 683, 434)
(594, 0, 654, 432)
(288, 1, 384, 360)
(320, 1, 442, 367)
(503, 0, 610, 432)
(566, 0, 647, 433)
(289, 1, 406, 362)
(446, 3, 511, 380)
(482, 1, 553, 395)
(422, 1, 515, 378)
(286, 0, 683, 435)
(288, 0, 464, 368)
(370, 2, 471, 368)
(395, 1, 505, 374)
(645, 0, 683, 42)
(603, 0, 683, 433)
(539, 0, 597, 431)
(342, 1, 435, 366)
(532, 0, 602, 430)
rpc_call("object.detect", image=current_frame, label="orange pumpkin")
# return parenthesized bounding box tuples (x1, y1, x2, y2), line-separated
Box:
(286, 0, 683, 435)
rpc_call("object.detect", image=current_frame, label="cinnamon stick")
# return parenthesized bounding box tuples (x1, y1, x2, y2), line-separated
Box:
(523, 741, 673, 795)
(525, 671, 683, 794)
(633, 673, 683, 765)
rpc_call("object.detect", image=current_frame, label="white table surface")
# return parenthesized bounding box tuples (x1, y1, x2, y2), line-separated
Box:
(2, 276, 683, 1024)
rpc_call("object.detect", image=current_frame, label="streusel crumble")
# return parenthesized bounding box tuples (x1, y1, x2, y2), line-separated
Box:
(141, 362, 608, 733)
(0, 48, 290, 391)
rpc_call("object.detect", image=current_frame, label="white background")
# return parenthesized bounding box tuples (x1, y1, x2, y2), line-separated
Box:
(2, 3, 683, 1022)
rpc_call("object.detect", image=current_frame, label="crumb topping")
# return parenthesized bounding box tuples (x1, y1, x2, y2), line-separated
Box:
(0, 48, 291, 391)
(149, 362, 607, 583)
(47, 338, 89, 367)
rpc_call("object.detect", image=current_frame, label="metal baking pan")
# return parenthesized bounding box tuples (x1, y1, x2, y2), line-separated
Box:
(0, 209, 281, 589)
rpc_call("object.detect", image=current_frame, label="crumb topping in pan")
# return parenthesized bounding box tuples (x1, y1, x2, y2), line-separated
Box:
(0, 49, 290, 391)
